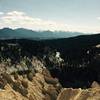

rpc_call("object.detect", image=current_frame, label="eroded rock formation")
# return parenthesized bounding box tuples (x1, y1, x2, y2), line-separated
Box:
(57, 87, 100, 100)
(0, 55, 61, 100)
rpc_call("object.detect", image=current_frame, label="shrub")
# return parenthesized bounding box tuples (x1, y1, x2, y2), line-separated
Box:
(46, 88, 58, 100)
(29, 68, 36, 76)
(12, 81, 21, 91)
(18, 86, 28, 97)
(43, 94, 51, 100)
(44, 76, 58, 85)
(27, 72, 34, 81)
(55, 83, 62, 92)
(1, 73, 13, 84)
(22, 75, 26, 78)
(14, 72, 19, 80)
(21, 79, 28, 88)
(42, 69, 51, 77)
(0, 77, 7, 89)
(13, 81, 28, 97)
(42, 89, 47, 95)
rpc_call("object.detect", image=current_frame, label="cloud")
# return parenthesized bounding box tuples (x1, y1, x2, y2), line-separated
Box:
(97, 17, 100, 20)
(0, 11, 99, 33)
(7, 11, 25, 16)
(0, 11, 69, 31)
(0, 12, 4, 15)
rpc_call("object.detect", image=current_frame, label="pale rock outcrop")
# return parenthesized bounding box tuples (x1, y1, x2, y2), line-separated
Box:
(57, 86, 100, 100)
(0, 57, 61, 100)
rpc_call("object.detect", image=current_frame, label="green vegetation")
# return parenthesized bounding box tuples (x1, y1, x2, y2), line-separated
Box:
(44, 76, 58, 85)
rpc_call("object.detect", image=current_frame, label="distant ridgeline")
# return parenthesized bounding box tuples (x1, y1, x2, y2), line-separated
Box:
(0, 28, 84, 40)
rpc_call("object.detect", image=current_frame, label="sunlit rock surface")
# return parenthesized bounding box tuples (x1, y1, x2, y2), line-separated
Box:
(0, 57, 61, 100)
(57, 87, 100, 100)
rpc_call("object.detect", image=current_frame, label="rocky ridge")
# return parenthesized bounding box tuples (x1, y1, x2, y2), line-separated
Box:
(0, 56, 62, 100)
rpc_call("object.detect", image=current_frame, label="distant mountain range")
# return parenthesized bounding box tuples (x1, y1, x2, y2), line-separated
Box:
(0, 28, 87, 40)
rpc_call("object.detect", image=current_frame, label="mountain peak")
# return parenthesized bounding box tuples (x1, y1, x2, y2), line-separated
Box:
(0, 28, 86, 40)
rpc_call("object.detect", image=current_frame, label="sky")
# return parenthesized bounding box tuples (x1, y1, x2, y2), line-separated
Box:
(0, 0, 100, 33)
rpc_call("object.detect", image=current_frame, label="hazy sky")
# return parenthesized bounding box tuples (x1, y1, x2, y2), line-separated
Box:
(0, 0, 100, 33)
